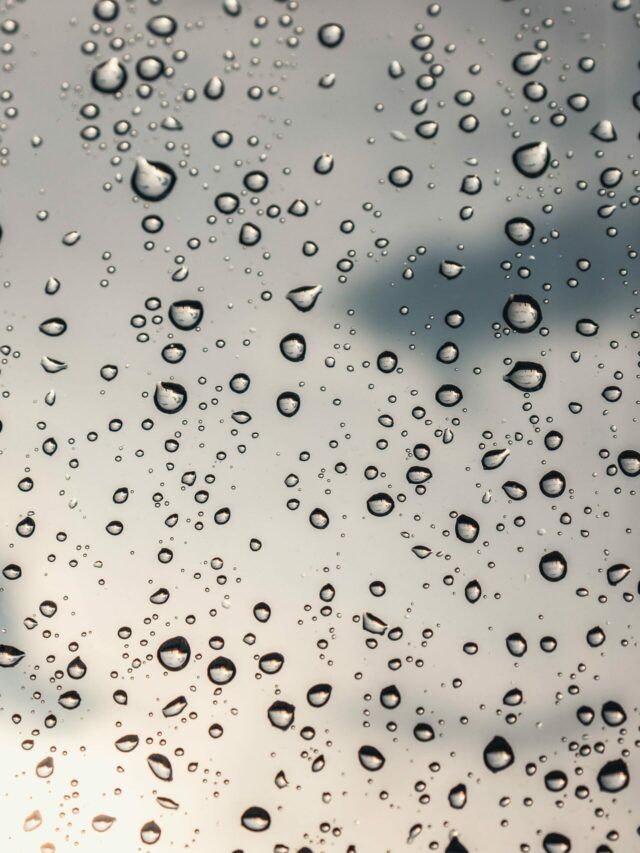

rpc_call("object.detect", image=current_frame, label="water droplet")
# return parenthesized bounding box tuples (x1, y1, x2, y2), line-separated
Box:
(482, 448, 509, 470)
(39, 317, 67, 336)
(92, 814, 116, 832)
(591, 119, 617, 142)
(168, 299, 203, 330)
(455, 514, 479, 543)
(140, 820, 161, 844)
(618, 450, 639, 476)
(539, 551, 567, 582)
(318, 23, 344, 48)
(513, 141, 550, 178)
(483, 735, 514, 772)
(597, 759, 629, 792)
(286, 284, 322, 312)
(207, 656, 236, 684)
(504, 361, 546, 392)
(505, 217, 535, 245)
(239, 222, 261, 246)
(204, 75, 225, 99)
(0, 644, 25, 667)
(279, 333, 306, 361)
(157, 636, 191, 670)
(307, 683, 332, 707)
(388, 166, 413, 187)
(154, 382, 187, 414)
(367, 493, 395, 516)
(277, 391, 301, 417)
(436, 384, 463, 406)
(267, 700, 295, 729)
(131, 156, 176, 202)
(358, 745, 385, 771)
(147, 753, 173, 781)
(91, 57, 127, 93)
(241, 806, 271, 831)
(503, 294, 541, 332)
(314, 153, 334, 174)
(513, 51, 543, 75)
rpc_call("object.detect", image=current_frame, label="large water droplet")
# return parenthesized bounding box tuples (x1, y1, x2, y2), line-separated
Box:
(286, 284, 322, 312)
(91, 57, 127, 93)
(358, 745, 385, 771)
(154, 382, 187, 414)
(276, 391, 301, 417)
(147, 753, 173, 781)
(455, 514, 479, 543)
(131, 156, 176, 201)
(267, 700, 295, 729)
(504, 361, 546, 392)
(483, 735, 514, 772)
(92, 814, 116, 832)
(241, 806, 271, 831)
(157, 636, 191, 670)
(503, 294, 541, 332)
(367, 493, 395, 516)
(505, 217, 535, 245)
(279, 333, 306, 361)
(0, 644, 25, 667)
(318, 23, 344, 48)
(207, 656, 236, 684)
(597, 759, 629, 792)
(512, 141, 550, 178)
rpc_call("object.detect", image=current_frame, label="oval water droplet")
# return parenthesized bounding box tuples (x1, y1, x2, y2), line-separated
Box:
(358, 745, 385, 771)
(504, 361, 546, 392)
(241, 806, 271, 831)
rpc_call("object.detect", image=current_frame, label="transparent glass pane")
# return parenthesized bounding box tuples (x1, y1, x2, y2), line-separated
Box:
(1, 0, 638, 850)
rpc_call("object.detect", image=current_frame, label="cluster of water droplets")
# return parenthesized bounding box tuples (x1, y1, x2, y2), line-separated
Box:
(0, 0, 639, 850)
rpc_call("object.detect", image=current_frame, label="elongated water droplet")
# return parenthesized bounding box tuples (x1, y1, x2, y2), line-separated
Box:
(92, 814, 116, 832)
(147, 753, 173, 781)
(286, 284, 322, 312)
(504, 361, 546, 392)
(0, 644, 25, 667)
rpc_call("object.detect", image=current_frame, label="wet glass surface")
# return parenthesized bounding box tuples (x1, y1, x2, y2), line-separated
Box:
(0, 0, 639, 850)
